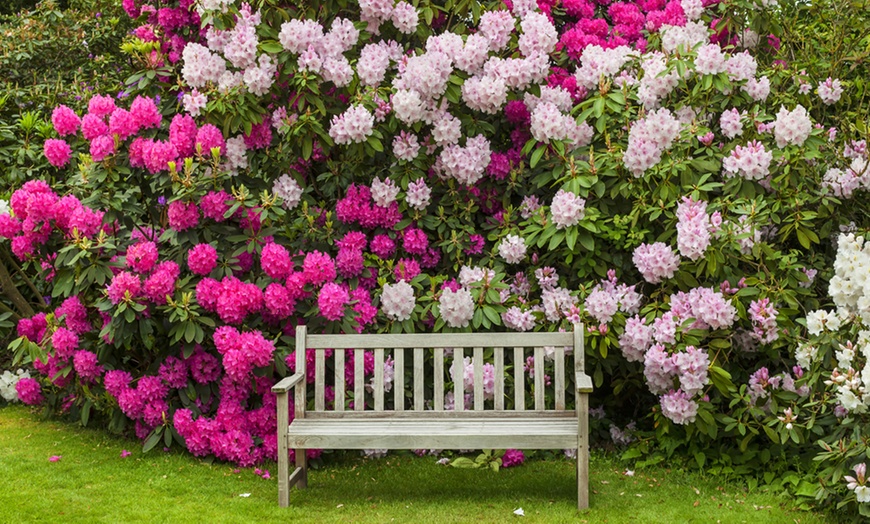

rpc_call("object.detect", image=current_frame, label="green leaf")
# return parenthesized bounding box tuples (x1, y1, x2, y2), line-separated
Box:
(530, 145, 546, 168)
(81, 400, 92, 427)
(142, 428, 163, 453)
(259, 41, 284, 54)
(450, 457, 480, 469)
(366, 135, 384, 152)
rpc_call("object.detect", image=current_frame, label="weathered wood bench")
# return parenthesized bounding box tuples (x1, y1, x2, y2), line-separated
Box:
(273, 324, 593, 509)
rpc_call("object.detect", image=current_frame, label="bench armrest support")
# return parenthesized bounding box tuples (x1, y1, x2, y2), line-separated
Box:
(575, 371, 593, 394)
(272, 372, 305, 394)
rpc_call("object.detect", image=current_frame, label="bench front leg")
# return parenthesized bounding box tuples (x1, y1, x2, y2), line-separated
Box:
(274, 372, 305, 507)
(576, 371, 593, 510)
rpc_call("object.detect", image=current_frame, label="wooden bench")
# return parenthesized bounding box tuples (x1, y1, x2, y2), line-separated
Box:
(273, 324, 593, 509)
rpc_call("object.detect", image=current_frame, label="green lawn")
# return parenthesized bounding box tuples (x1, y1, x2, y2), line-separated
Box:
(0, 405, 827, 523)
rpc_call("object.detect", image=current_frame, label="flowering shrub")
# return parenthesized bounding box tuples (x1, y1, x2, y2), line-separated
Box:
(1, 0, 869, 515)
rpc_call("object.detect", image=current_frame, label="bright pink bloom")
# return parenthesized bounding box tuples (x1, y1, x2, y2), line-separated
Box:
(51, 105, 81, 136)
(16, 378, 44, 405)
(44, 139, 72, 168)
(188, 243, 219, 276)
(318, 282, 349, 321)
(200, 190, 233, 222)
(260, 242, 293, 280)
(81, 113, 109, 140)
(130, 96, 162, 129)
(195, 124, 226, 157)
(107, 271, 141, 304)
(167, 200, 199, 231)
(108, 108, 139, 140)
(126, 241, 159, 273)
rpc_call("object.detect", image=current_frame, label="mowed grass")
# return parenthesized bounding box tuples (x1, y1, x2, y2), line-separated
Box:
(0, 405, 827, 523)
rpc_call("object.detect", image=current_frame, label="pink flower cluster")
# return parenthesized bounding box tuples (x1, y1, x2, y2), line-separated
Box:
(214, 327, 276, 382)
(173, 373, 289, 466)
(197, 276, 264, 324)
(45, 94, 228, 175)
(550, 189, 586, 229)
(748, 298, 778, 343)
(722, 141, 773, 181)
(336, 184, 402, 229)
(675, 196, 716, 261)
(669, 287, 737, 331)
(632, 242, 680, 284)
(623, 108, 681, 176)
(773, 105, 813, 148)
(584, 271, 642, 325)
(107, 260, 179, 306)
(1, 181, 104, 260)
(15, 377, 44, 405)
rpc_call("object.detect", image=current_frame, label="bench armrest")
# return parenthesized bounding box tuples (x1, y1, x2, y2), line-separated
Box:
(272, 372, 305, 394)
(576, 371, 593, 394)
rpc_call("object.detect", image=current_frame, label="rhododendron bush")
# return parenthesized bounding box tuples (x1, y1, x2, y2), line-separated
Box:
(2, 0, 870, 514)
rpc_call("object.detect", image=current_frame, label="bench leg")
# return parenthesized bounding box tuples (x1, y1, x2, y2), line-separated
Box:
(295, 448, 308, 490)
(577, 393, 590, 510)
(277, 394, 290, 507)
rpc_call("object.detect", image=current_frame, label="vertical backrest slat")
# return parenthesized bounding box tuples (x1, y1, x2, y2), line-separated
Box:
(354, 349, 364, 411)
(454, 347, 464, 411)
(314, 350, 325, 411)
(394, 348, 404, 411)
(334, 349, 345, 412)
(414, 348, 424, 411)
(374, 348, 385, 411)
(473, 347, 484, 410)
(574, 324, 584, 410)
(295, 326, 307, 419)
(514, 347, 524, 411)
(555, 346, 566, 410)
(534, 346, 544, 410)
(434, 348, 444, 411)
(494, 347, 504, 410)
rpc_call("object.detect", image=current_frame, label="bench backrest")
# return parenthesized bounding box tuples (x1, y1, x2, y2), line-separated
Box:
(293, 325, 585, 417)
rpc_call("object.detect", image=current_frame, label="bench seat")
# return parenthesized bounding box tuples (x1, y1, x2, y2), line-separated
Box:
(288, 415, 578, 450)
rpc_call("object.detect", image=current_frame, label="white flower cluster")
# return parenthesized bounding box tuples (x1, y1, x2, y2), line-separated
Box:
(371, 177, 399, 207)
(328, 105, 375, 145)
(405, 178, 431, 210)
(550, 189, 586, 229)
(439, 287, 475, 328)
(828, 234, 870, 323)
(458, 266, 495, 286)
(436, 135, 492, 185)
(381, 281, 416, 321)
(773, 105, 813, 148)
(0, 369, 30, 402)
(660, 21, 708, 53)
(574, 45, 633, 91)
(184, 5, 276, 96)
(623, 107, 682, 176)
(498, 234, 528, 264)
(272, 174, 303, 209)
(805, 235, 870, 414)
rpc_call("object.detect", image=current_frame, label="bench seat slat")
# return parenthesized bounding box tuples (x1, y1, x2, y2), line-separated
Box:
(287, 417, 578, 450)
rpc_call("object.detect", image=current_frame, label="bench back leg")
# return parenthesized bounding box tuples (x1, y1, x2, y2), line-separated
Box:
(577, 392, 590, 510)
(296, 448, 308, 489)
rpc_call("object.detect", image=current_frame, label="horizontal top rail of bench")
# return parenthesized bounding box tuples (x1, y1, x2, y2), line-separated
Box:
(302, 331, 574, 349)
